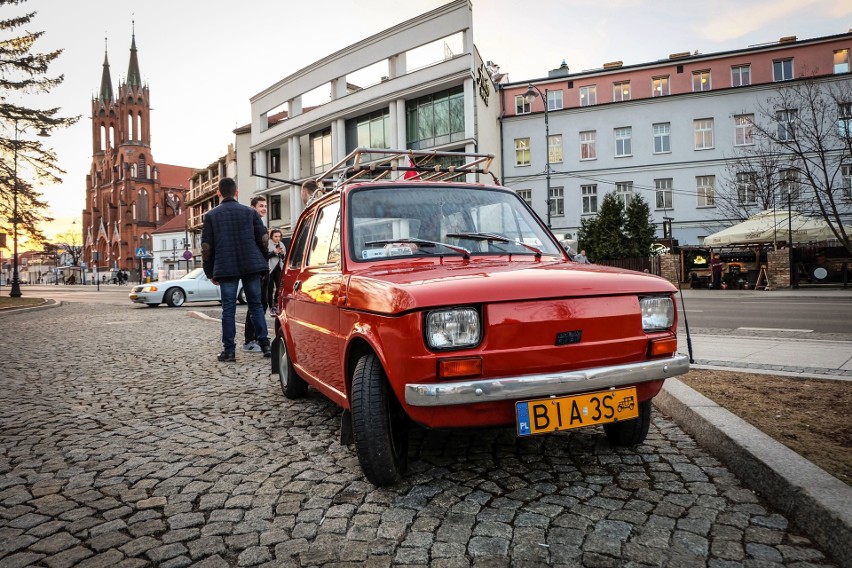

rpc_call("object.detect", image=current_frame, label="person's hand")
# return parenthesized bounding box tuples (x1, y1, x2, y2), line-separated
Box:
(211, 278, 219, 286)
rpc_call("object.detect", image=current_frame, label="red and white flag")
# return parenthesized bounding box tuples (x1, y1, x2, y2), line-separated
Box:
(403, 157, 421, 180)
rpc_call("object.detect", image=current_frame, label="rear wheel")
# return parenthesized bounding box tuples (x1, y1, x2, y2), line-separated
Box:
(351, 353, 409, 486)
(165, 288, 185, 307)
(603, 399, 652, 446)
(274, 328, 307, 399)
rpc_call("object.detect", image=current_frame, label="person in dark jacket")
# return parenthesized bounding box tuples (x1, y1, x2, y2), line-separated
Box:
(201, 178, 271, 361)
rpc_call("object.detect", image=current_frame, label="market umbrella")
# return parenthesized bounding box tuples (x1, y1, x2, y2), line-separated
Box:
(704, 209, 849, 247)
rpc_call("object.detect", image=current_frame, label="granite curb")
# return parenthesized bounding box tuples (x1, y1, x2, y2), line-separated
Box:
(654, 377, 852, 567)
(0, 298, 59, 314)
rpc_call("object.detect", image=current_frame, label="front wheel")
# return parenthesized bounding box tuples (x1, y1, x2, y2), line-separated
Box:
(165, 288, 186, 307)
(273, 329, 307, 399)
(351, 353, 409, 486)
(603, 399, 652, 446)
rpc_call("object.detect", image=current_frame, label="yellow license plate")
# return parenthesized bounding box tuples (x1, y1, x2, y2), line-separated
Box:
(516, 388, 638, 436)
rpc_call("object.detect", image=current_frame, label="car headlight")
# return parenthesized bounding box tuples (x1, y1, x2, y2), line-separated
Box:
(142, 285, 158, 293)
(640, 296, 674, 331)
(425, 308, 481, 350)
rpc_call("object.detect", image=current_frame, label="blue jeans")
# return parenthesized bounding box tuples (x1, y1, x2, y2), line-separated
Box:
(220, 274, 268, 354)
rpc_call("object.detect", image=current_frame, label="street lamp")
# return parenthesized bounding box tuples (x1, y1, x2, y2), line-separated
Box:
(9, 119, 50, 298)
(524, 84, 552, 228)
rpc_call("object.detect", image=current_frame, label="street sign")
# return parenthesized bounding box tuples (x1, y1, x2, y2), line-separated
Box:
(135, 247, 147, 258)
(182, 250, 193, 260)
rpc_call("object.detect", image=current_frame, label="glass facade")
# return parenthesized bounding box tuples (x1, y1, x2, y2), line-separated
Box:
(406, 86, 465, 150)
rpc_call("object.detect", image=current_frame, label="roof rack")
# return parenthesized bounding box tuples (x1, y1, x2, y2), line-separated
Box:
(312, 148, 499, 192)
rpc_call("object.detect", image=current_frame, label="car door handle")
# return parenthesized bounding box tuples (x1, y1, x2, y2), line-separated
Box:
(293, 280, 301, 291)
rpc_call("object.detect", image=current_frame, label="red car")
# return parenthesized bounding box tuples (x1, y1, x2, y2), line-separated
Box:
(272, 149, 689, 486)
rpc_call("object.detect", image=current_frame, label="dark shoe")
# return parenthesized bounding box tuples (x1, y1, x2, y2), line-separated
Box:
(260, 342, 272, 358)
(217, 351, 236, 362)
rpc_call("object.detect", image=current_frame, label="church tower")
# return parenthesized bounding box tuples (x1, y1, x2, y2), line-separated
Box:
(83, 28, 193, 280)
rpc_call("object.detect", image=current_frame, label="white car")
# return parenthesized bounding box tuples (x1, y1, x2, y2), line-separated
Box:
(128, 267, 245, 307)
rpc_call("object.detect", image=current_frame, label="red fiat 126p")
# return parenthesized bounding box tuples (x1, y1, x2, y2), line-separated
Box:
(272, 148, 689, 486)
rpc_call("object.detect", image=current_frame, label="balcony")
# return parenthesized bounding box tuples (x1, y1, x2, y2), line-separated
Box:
(186, 174, 220, 206)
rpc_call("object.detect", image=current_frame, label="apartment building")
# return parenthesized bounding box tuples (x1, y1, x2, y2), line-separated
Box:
(500, 32, 852, 245)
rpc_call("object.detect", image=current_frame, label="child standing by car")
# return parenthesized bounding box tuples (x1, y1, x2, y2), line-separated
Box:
(267, 229, 286, 316)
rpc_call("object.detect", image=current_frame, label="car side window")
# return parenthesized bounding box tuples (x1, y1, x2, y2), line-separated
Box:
(288, 212, 314, 270)
(307, 200, 341, 267)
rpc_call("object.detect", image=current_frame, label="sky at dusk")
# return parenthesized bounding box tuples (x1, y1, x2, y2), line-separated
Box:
(10, 0, 852, 244)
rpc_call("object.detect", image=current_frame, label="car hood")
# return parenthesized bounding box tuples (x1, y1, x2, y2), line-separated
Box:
(345, 258, 675, 314)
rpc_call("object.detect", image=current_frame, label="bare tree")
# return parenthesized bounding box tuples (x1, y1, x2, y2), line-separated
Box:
(55, 229, 82, 267)
(745, 74, 852, 255)
(717, 136, 791, 222)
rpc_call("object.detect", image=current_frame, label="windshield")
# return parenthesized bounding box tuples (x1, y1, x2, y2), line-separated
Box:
(347, 185, 562, 261)
(181, 267, 205, 280)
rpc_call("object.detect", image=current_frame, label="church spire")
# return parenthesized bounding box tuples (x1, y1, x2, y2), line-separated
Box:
(126, 21, 142, 89)
(99, 37, 114, 103)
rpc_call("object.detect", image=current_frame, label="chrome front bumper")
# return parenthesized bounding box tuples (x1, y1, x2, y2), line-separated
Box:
(404, 354, 690, 407)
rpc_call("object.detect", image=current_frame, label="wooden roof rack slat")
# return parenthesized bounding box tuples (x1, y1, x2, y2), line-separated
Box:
(311, 148, 499, 192)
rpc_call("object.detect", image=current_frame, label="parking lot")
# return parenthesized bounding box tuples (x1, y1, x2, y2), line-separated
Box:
(0, 301, 837, 567)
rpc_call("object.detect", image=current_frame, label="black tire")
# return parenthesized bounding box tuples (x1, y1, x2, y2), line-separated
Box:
(351, 353, 409, 486)
(165, 288, 185, 307)
(274, 328, 307, 399)
(237, 288, 247, 305)
(603, 399, 652, 446)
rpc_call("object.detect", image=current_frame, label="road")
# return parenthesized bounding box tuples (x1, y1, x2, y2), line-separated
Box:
(676, 292, 852, 336)
(0, 298, 841, 566)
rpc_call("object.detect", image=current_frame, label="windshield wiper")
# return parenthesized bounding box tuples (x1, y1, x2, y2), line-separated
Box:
(446, 232, 543, 258)
(364, 238, 471, 259)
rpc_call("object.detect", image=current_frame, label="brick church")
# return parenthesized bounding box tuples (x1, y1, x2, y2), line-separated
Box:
(82, 29, 194, 278)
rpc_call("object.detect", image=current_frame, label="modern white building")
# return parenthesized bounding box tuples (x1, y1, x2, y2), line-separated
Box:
(242, 0, 504, 235)
(500, 31, 852, 245)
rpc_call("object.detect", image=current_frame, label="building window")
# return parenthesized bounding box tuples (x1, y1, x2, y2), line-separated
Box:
(138, 155, 147, 179)
(841, 164, 852, 199)
(835, 49, 850, 74)
(694, 118, 714, 150)
(550, 187, 564, 217)
(406, 86, 464, 149)
(654, 178, 673, 210)
(515, 94, 530, 115)
(517, 189, 532, 206)
(615, 127, 632, 157)
(773, 58, 794, 81)
(838, 102, 852, 137)
(581, 185, 598, 214)
(267, 148, 281, 174)
(613, 81, 631, 102)
(161, 239, 167, 251)
(692, 70, 711, 92)
(548, 134, 563, 163)
(547, 90, 563, 111)
(697, 175, 715, 207)
(311, 128, 333, 175)
(346, 109, 390, 155)
(250, 152, 257, 176)
(616, 182, 633, 207)
(734, 114, 754, 146)
(138, 189, 149, 222)
(580, 131, 596, 160)
(579, 85, 597, 106)
(653, 123, 671, 154)
(736, 172, 757, 204)
(515, 138, 530, 166)
(780, 169, 800, 200)
(731, 65, 751, 87)
(270, 194, 281, 219)
(777, 109, 797, 141)
(652, 76, 669, 97)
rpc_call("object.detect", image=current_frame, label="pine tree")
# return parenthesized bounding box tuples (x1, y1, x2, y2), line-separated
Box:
(578, 193, 629, 260)
(0, 0, 79, 246)
(624, 194, 657, 257)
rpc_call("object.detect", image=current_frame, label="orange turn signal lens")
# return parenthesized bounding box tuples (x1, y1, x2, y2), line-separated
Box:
(438, 357, 482, 379)
(648, 337, 678, 357)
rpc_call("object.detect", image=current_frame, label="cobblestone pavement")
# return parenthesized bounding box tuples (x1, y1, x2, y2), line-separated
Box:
(0, 302, 838, 567)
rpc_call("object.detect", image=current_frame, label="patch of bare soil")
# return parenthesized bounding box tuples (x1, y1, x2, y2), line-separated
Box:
(679, 369, 852, 485)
